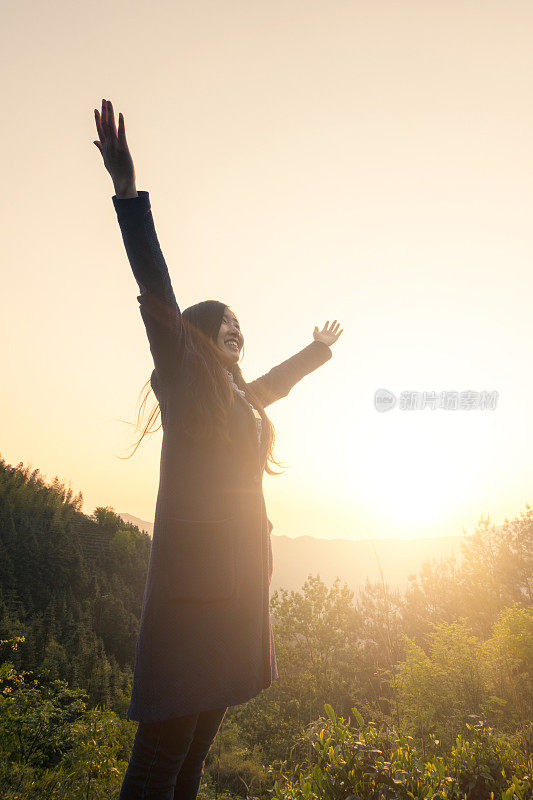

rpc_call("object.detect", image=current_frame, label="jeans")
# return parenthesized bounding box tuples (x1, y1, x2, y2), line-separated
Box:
(118, 706, 228, 799)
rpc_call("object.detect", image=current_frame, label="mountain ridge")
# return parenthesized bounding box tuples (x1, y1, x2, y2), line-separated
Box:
(118, 512, 475, 591)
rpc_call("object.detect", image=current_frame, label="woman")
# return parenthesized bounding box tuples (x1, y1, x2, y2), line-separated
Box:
(93, 99, 342, 800)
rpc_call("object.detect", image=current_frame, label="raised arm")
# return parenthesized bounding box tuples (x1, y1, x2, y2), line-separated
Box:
(113, 192, 184, 390)
(94, 99, 183, 390)
(248, 341, 332, 407)
(248, 321, 342, 407)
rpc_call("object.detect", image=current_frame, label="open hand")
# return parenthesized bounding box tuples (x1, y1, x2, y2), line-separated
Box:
(93, 99, 136, 194)
(313, 320, 343, 347)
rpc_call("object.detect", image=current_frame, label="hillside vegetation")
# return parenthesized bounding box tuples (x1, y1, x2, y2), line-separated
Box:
(0, 456, 531, 798)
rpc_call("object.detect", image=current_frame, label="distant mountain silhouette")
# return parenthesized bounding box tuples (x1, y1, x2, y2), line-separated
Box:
(118, 512, 154, 537)
(118, 512, 473, 591)
(269, 533, 472, 591)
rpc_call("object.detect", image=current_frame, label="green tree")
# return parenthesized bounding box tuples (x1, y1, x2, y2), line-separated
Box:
(395, 620, 485, 745)
(482, 603, 533, 727)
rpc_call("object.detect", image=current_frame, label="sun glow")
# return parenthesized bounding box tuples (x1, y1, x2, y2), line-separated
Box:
(276, 386, 502, 540)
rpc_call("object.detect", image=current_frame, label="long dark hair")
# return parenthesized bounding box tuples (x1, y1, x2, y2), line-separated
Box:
(121, 302, 286, 476)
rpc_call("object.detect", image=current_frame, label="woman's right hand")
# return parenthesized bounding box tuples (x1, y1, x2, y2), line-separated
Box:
(93, 99, 136, 195)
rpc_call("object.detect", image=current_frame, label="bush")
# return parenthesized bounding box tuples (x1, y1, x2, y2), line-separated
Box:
(0, 637, 135, 799)
(269, 703, 532, 800)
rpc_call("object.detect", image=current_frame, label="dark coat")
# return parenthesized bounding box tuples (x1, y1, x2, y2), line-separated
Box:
(112, 191, 333, 722)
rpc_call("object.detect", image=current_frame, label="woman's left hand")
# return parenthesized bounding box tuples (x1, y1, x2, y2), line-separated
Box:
(313, 320, 343, 347)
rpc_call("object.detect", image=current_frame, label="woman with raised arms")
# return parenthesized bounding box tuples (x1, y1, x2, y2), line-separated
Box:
(93, 98, 342, 800)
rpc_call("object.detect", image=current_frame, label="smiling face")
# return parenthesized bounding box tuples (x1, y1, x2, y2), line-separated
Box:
(216, 307, 244, 364)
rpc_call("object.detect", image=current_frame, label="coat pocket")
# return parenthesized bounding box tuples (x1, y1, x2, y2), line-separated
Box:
(162, 516, 236, 602)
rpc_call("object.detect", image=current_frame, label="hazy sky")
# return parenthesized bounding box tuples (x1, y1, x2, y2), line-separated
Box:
(3, 0, 533, 541)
